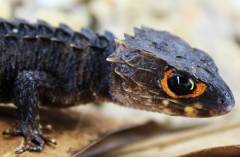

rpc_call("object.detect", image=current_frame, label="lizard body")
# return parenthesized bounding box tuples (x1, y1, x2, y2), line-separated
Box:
(0, 19, 235, 153)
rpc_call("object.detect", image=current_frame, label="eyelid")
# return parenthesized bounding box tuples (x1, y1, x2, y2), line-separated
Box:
(160, 69, 207, 99)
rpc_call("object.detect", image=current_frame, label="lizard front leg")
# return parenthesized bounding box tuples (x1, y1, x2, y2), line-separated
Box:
(3, 71, 56, 153)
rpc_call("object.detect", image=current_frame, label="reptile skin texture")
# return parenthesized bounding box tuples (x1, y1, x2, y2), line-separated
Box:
(0, 19, 235, 153)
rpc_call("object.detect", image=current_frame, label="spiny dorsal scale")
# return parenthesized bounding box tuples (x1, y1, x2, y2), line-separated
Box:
(1, 22, 15, 34)
(54, 27, 72, 42)
(0, 22, 7, 35)
(80, 28, 98, 45)
(37, 20, 54, 36)
(71, 32, 89, 48)
(71, 45, 84, 57)
(18, 23, 36, 36)
(59, 23, 74, 35)
(124, 34, 134, 40)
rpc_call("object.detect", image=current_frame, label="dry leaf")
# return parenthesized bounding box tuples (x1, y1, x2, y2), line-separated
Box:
(179, 145, 240, 157)
(77, 121, 197, 157)
(77, 121, 165, 157)
(99, 118, 240, 157)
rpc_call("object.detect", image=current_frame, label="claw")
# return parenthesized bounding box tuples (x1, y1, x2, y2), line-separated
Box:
(2, 128, 23, 136)
(15, 143, 44, 154)
(15, 147, 27, 154)
(41, 134, 57, 145)
(28, 145, 43, 152)
(2, 127, 56, 154)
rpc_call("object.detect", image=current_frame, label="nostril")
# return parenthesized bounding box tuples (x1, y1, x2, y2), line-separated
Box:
(218, 98, 225, 104)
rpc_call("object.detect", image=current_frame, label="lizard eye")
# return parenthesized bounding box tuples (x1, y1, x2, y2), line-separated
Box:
(167, 74, 195, 95)
(160, 69, 207, 98)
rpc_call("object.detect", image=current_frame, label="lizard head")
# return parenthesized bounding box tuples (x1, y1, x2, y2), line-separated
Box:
(107, 27, 235, 117)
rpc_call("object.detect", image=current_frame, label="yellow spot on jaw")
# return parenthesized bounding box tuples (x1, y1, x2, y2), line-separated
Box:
(194, 103, 203, 109)
(184, 106, 198, 117)
(163, 108, 174, 115)
(162, 100, 169, 106)
(210, 111, 217, 116)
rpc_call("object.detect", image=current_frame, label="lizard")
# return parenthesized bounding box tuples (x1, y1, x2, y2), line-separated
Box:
(0, 18, 235, 153)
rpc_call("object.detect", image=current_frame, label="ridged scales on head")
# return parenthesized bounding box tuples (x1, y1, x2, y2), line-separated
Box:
(124, 27, 218, 83)
(108, 27, 234, 117)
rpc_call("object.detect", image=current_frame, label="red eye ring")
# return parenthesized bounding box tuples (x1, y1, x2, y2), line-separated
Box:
(160, 69, 207, 99)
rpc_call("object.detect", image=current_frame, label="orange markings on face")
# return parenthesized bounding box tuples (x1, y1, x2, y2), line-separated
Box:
(160, 69, 207, 99)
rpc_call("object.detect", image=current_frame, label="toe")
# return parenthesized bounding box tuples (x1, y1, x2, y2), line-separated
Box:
(3, 127, 56, 154)
(28, 145, 44, 152)
(2, 128, 23, 136)
(41, 134, 57, 145)
(15, 147, 27, 154)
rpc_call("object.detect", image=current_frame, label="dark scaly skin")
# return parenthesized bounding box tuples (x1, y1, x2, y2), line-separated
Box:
(0, 19, 235, 153)
(0, 19, 115, 153)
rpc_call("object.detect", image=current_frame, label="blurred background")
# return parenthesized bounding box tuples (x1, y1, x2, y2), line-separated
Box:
(0, 0, 240, 156)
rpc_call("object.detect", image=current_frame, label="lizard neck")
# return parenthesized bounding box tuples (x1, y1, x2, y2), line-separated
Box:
(77, 31, 116, 103)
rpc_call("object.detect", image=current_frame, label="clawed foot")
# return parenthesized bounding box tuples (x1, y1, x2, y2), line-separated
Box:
(3, 127, 56, 154)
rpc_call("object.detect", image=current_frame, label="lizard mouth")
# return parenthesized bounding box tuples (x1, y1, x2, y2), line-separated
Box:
(136, 94, 233, 117)
(165, 100, 233, 117)
(119, 80, 234, 117)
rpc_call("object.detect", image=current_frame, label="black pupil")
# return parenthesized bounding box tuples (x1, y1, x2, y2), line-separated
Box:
(167, 75, 195, 95)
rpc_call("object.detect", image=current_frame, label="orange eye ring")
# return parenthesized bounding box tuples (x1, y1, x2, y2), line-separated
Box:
(160, 69, 207, 99)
